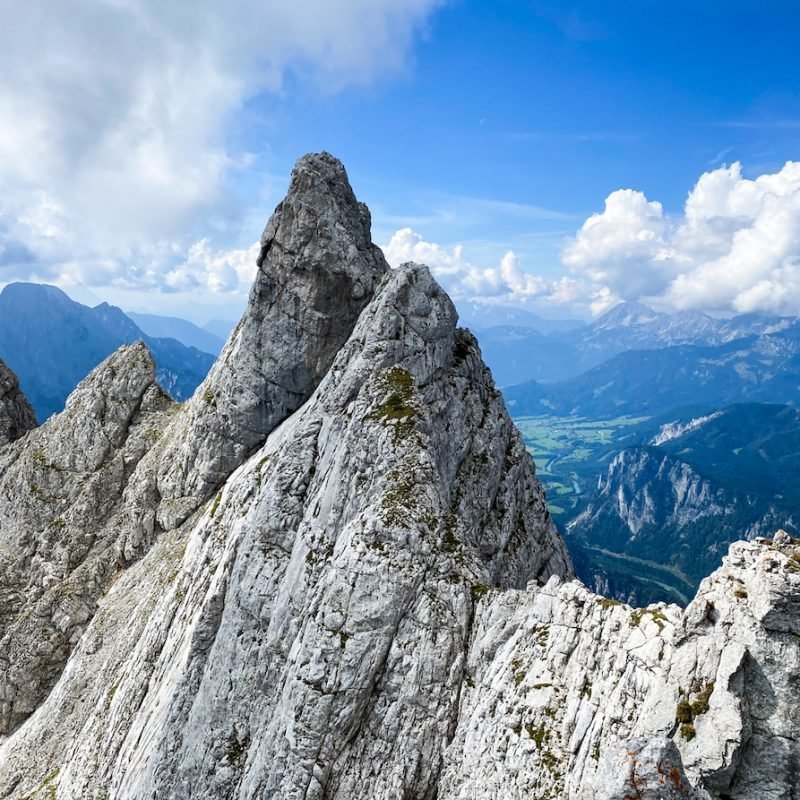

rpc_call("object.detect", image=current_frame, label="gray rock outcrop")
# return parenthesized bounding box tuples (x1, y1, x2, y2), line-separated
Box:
(438, 535, 800, 799)
(0, 154, 797, 800)
(0, 343, 172, 734)
(154, 151, 390, 529)
(0, 358, 37, 446)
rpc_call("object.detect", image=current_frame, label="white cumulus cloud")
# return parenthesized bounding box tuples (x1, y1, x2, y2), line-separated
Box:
(381, 227, 624, 316)
(164, 240, 261, 294)
(0, 0, 444, 293)
(562, 189, 670, 297)
(562, 161, 800, 315)
(382, 228, 550, 303)
(381, 162, 800, 319)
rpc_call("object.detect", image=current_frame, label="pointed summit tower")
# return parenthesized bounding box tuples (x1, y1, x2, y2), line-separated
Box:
(155, 153, 390, 527)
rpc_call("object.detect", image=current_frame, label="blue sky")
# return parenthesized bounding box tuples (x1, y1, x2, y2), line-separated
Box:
(260, 0, 800, 265)
(2, 1, 800, 323)
(268, 0, 800, 212)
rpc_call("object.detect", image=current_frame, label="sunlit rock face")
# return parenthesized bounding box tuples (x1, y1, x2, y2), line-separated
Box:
(0, 154, 797, 800)
(153, 151, 391, 531)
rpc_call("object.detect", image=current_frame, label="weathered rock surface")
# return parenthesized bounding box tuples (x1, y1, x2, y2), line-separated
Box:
(0, 343, 173, 734)
(0, 359, 37, 446)
(437, 536, 800, 799)
(0, 154, 798, 800)
(594, 737, 705, 800)
(153, 151, 389, 530)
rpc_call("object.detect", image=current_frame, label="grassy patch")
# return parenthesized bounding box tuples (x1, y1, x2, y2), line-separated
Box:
(368, 367, 419, 443)
(680, 723, 696, 741)
(630, 607, 668, 632)
(471, 582, 490, 603)
(210, 492, 223, 518)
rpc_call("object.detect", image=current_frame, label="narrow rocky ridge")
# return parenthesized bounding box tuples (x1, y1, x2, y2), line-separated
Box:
(0, 154, 797, 800)
(0, 343, 172, 734)
(0, 154, 390, 738)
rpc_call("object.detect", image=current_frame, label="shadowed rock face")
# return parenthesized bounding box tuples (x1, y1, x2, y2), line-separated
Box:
(153, 152, 390, 529)
(0, 359, 37, 446)
(594, 738, 703, 800)
(0, 154, 797, 800)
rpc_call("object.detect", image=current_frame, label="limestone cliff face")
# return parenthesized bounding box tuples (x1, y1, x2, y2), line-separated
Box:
(0, 343, 172, 734)
(0, 358, 37, 446)
(568, 445, 795, 601)
(0, 154, 797, 800)
(439, 533, 800, 800)
(154, 152, 390, 530)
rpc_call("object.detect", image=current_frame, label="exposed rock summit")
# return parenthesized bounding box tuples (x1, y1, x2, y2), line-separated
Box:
(153, 152, 390, 529)
(0, 358, 37, 446)
(0, 154, 797, 800)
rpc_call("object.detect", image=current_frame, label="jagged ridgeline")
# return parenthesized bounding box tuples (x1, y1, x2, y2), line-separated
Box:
(0, 154, 798, 800)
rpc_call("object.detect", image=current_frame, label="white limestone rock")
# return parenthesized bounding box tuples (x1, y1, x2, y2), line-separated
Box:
(0, 259, 568, 799)
(0, 153, 798, 800)
(0, 342, 172, 734)
(438, 537, 800, 800)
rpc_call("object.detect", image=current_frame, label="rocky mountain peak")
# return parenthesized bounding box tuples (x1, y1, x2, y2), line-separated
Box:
(152, 152, 390, 529)
(258, 151, 382, 287)
(0, 240, 571, 796)
(0, 358, 37, 446)
(1, 155, 799, 800)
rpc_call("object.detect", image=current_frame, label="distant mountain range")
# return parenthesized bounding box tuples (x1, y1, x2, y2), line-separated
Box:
(504, 324, 800, 418)
(477, 300, 796, 386)
(566, 403, 800, 605)
(0, 283, 215, 421)
(568, 300, 793, 352)
(494, 300, 800, 605)
(127, 312, 225, 355)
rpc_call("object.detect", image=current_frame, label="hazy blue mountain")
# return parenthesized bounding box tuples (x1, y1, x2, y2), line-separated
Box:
(471, 326, 575, 386)
(127, 311, 224, 355)
(567, 301, 792, 353)
(503, 327, 800, 418)
(470, 301, 796, 387)
(564, 403, 800, 605)
(202, 318, 237, 340)
(457, 301, 582, 333)
(0, 283, 215, 420)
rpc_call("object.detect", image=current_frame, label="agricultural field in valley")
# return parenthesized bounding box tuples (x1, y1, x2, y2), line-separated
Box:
(513, 415, 651, 520)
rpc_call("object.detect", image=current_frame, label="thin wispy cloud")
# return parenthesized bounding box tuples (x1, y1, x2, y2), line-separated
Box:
(706, 146, 735, 166)
(717, 119, 800, 129)
(436, 193, 581, 223)
(506, 130, 638, 144)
